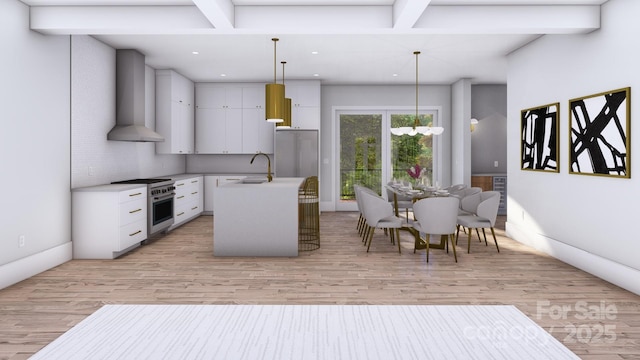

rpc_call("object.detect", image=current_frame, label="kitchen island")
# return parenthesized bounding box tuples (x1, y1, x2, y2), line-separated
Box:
(213, 177, 305, 256)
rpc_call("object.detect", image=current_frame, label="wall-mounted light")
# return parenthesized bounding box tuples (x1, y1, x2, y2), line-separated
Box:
(470, 118, 479, 132)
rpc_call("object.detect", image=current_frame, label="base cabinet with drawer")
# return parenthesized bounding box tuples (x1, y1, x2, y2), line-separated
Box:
(72, 185, 147, 259)
(172, 175, 204, 228)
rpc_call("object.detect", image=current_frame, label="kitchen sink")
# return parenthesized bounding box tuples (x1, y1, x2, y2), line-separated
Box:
(241, 177, 268, 184)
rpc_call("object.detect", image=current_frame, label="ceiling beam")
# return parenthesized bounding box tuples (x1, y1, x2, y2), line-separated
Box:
(235, 5, 391, 31)
(192, 0, 234, 30)
(30, 6, 214, 35)
(393, 0, 432, 29)
(29, 4, 600, 36)
(416, 5, 600, 34)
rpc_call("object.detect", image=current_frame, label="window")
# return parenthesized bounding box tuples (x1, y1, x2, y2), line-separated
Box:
(336, 109, 439, 211)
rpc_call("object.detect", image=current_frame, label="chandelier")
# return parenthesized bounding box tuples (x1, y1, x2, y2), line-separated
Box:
(390, 51, 444, 136)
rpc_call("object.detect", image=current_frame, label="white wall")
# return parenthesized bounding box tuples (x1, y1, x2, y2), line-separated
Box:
(0, 0, 72, 287)
(71, 36, 185, 189)
(320, 85, 452, 208)
(506, 0, 640, 294)
(471, 84, 508, 174)
(451, 79, 472, 186)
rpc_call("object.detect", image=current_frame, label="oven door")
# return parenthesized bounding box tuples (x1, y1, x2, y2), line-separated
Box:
(150, 193, 174, 234)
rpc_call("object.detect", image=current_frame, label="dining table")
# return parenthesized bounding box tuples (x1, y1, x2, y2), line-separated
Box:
(386, 184, 452, 251)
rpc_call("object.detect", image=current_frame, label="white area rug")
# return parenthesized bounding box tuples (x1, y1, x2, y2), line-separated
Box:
(31, 305, 578, 360)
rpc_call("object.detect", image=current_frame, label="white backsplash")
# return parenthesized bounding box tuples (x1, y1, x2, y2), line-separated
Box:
(71, 35, 185, 189)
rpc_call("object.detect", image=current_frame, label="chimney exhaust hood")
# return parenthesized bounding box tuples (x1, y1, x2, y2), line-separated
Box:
(107, 49, 164, 142)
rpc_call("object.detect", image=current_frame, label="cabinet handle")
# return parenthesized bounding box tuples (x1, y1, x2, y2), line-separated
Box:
(177, 212, 185, 216)
(216, 179, 219, 186)
(177, 195, 185, 199)
(191, 191, 198, 195)
(176, 183, 185, 186)
(129, 192, 142, 197)
(191, 206, 198, 210)
(129, 230, 142, 237)
(191, 180, 198, 183)
(129, 208, 142, 214)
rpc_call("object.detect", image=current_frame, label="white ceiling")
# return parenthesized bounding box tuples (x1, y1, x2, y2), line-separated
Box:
(20, 0, 608, 85)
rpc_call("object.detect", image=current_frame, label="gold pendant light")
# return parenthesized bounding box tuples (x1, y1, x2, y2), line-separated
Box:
(277, 61, 292, 128)
(265, 38, 285, 123)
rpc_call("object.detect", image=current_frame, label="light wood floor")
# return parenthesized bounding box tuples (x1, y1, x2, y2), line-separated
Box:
(1, 213, 639, 359)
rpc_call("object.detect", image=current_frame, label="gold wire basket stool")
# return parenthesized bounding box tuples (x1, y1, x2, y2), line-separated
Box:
(298, 176, 320, 251)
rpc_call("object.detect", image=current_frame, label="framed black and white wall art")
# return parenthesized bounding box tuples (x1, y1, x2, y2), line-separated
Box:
(521, 102, 559, 172)
(569, 87, 631, 178)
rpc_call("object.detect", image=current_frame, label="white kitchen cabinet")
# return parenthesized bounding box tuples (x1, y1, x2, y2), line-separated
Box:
(285, 81, 321, 130)
(155, 69, 195, 154)
(195, 84, 243, 154)
(195, 84, 242, 109)
(242, 86, 274, 154)
(203, 175, 247, 214)
(195, 107, 242, 154)
(172, 175, 204, 228)
(72, 185, 147, 259)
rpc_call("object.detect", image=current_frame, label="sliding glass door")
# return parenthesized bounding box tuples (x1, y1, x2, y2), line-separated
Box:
(336, 111, 385, 211)
(336, 109, 438, 211)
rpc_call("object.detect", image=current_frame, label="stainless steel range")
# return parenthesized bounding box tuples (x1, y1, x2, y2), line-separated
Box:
(112, 178, 176, 238)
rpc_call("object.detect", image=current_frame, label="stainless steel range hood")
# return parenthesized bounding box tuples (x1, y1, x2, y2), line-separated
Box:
(107, 49, 164, 142)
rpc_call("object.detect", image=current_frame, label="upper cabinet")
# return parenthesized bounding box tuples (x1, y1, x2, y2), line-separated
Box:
(195, 84, 243, 154)
(285, 80, 321, 130)
(155, 70, 195, 154)
(242, 86, 274, 154)
(195, 83, 275, 154)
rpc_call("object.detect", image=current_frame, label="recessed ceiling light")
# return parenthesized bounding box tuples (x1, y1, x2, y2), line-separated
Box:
(392, 73, 398, 77)
(313, 74, 319, 77)
(220, 74, 227, 77)
(192, 51, 199, 55)
(311, 51, 318, 55)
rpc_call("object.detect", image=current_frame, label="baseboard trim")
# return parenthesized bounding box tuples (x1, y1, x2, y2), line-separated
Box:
(0, 242, 72, 290)
(506, 222, 640, 296)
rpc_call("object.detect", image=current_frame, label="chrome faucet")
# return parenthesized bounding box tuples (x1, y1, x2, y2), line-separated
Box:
(250, 152, 273, 182)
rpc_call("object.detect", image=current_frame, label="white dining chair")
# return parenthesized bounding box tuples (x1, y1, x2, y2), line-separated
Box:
(411, 196, 460, 262)
(456, 191, 501, 254)
(445, 183, 468, 197)
(354, 185, 380, 243)
(386, 181, 413, 223)
(360, 190, 404, 254)
(456, 187, 483, 216)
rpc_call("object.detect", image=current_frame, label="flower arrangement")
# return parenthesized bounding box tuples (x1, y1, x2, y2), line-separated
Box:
(407, 164, 422, 179)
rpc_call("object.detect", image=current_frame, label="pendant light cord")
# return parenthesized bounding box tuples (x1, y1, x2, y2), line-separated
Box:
(414, 51, 420, 129)
(281, 61, 286, 85)
(272, 38, 279, 84)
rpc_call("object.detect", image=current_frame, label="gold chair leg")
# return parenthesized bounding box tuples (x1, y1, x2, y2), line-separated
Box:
(490, 227, 500, 252)
(396, 229, 402, 254)
(455, 226, 461, 245)
(475, 228, 482, 242)
(366, 227, 375, 252)
(426, 236, 430, 263)
(449, 234, 458, 262)
(467, 227, 472, 254)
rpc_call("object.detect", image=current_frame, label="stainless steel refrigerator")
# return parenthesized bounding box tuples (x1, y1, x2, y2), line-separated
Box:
(275, 129, 319, 178)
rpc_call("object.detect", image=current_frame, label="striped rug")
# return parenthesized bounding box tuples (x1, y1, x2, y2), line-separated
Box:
(31, 304, 578, 360)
